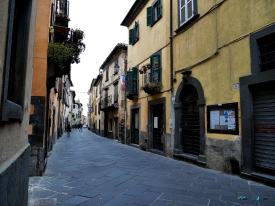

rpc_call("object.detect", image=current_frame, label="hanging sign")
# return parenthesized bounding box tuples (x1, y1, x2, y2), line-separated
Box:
(120, 74, 126, 89)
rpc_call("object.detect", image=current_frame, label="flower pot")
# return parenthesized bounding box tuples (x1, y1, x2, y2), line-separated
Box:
(154, 62, 159, 68)
(146, 64, 151, 69)
(139, 70, 144, 74)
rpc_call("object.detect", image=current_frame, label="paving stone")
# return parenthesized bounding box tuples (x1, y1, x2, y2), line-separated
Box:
(50, 193, 73, 203)
(130, 191, 162, 205)
(28, 130, 275, 206)
(160, 193, 209, 205)
(102, 194, 136, 206)
(123, 184, 151, 196)
(78, 194, 115, 206)
(61, 196, 90, 205)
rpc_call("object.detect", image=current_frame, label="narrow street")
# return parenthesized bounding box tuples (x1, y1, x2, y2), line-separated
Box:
(28, 129, 275, 206)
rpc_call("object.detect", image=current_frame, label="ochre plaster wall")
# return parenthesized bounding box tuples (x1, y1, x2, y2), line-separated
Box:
(32, 0, 52, 97)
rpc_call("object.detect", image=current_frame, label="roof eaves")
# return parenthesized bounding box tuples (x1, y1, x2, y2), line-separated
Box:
(121, 0, 149, 27)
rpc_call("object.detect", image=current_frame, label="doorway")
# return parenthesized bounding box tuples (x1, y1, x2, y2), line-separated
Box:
(131, 109, 139, 144)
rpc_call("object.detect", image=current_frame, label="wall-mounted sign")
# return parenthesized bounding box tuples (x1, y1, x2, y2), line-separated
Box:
(114, 103, 119, 108)
(207, 102, 238, 134)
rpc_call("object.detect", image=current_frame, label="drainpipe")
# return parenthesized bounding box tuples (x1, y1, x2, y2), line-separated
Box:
(170, 0, 174, 93)
(169, 0, 175, 151)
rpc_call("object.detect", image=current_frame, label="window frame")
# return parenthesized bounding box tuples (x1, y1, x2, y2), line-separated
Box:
(0, 0, 32, 122)
(176, 0, 198, 32)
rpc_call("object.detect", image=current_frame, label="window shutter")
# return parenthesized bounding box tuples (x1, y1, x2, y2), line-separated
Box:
(129, 29, 134, 45)
(135, 22, 139, 40)
(132, 67, 138, 94)
(158, 0, 162, 18)
(147, 6, 152, 26)
(126, 71, 132, 93)
(151, 54, 161, 83)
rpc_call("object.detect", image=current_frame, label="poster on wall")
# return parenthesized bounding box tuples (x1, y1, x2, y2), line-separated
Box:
(207, 103, 238, 134)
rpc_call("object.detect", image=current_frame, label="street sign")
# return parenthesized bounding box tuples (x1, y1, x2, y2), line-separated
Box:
(114, 103, 119, 108)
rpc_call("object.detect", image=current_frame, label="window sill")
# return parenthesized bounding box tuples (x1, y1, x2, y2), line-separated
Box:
(175, 14, 200, 34)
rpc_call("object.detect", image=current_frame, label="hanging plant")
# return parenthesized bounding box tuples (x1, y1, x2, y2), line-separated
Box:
(73, 29, 85, 40)
(146, 63, 151, 69)
(47, 43, 74, 69)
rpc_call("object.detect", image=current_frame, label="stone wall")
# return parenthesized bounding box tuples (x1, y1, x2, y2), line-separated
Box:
(0, 146, 30, 205)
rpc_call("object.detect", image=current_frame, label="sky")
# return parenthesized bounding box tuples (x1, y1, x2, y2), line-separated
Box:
(69, 0, 135, 115)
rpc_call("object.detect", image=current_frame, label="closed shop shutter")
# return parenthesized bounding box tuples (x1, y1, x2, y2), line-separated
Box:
(253, 88, 275, 173)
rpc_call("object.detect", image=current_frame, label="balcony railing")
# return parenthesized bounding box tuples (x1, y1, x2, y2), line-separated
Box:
(56, 0, 69, 16)
(101, 95, 113, 110)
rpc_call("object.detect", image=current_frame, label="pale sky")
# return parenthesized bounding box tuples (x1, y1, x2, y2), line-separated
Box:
(69, 0, 135, 115)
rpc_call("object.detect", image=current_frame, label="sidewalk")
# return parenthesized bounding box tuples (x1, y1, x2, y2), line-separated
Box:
(28, 129, 275, 206)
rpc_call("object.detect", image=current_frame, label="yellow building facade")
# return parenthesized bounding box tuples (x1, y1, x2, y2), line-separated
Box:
(122, 0, 275, 183)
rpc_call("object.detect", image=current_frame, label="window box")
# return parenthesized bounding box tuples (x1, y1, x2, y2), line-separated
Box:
(141, 82, 162, 94)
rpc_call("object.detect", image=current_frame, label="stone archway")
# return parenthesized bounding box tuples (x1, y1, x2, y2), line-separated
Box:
(173, 72, 206, 164)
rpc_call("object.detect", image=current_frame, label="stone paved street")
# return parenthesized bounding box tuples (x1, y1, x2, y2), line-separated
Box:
(28, 129, 275, 206)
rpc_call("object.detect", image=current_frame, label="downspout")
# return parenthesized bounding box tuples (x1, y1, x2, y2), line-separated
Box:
(170, 0, 174, 93)
(169, 0, 175, 154)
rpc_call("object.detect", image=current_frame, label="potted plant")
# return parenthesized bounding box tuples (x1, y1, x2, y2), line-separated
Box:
(154, 62, 159, 68)
(73, 29, 85, 43)
(140, 82, 162, 94)
(142, 65, 147, 72)
(146, 63, 151, 70)
(139, 69, 144, 74)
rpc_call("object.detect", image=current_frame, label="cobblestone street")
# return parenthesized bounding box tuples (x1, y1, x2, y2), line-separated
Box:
(28, 129, 275, 206)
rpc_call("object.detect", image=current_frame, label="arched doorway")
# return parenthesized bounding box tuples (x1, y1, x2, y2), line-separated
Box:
(180, 85, 200, 156)
(174, 73, 206, 163)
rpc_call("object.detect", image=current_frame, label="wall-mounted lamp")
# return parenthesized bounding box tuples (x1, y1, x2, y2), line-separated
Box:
(181, 70, 192, 84)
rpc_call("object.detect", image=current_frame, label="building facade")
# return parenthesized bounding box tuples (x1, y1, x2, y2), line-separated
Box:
(99, 44, 127, 142)
(0, 0, 38, 204)
(121, 0, 275, 184)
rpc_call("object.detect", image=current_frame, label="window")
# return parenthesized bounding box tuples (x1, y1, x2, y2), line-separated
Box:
(0, 0, 32, 121)
(257, 32, 275, 72)
(179, 0, 198, 27)
(114, 58, 119, 74)
(147, 0, 162, 27)
(129, 21, 139, 45)
(150, 54, 161, 83)
(114, 83, 118, 103)
(105, 68, 109, 81)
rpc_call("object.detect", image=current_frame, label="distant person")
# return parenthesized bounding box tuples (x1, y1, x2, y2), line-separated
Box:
(67, 122, 71, 137)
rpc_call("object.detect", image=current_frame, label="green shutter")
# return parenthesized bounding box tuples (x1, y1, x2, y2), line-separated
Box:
(129, 29, 134, 45)
(151, 54, 161, 83)
(135, 22, 139, 41)
(158, 0, 162, 18)
(132, 67, 138, 94)
(147, 6, 152, 26)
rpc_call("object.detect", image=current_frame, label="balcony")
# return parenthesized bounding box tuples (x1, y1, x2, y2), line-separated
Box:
(55, 0, 70, 27)
(140, 73, 162, 95)
(100, 95, 117, 110)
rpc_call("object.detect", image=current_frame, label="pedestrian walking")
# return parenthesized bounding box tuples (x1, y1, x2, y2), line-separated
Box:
(66, 122, 71, 137)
